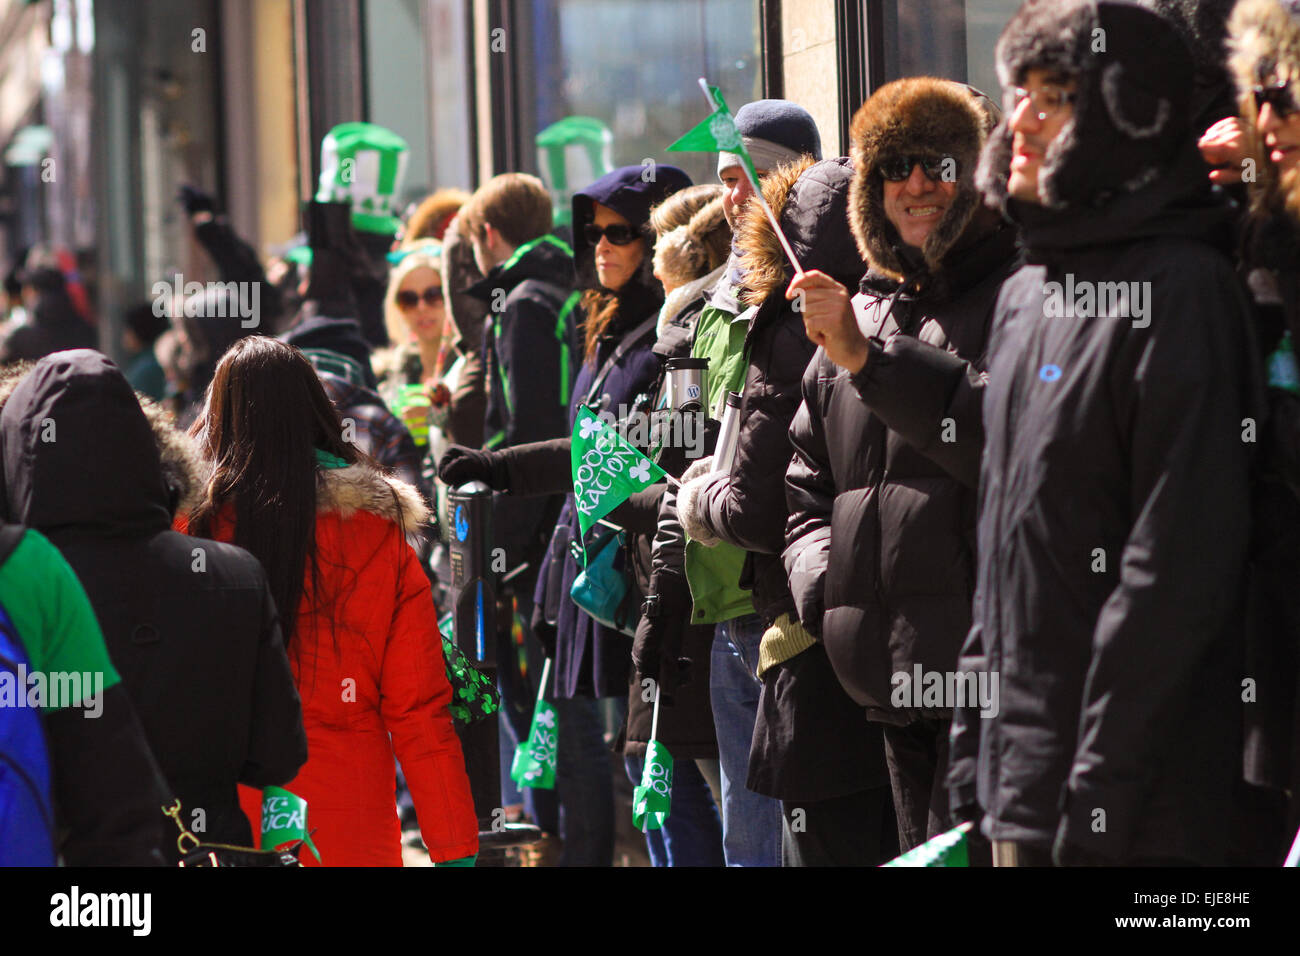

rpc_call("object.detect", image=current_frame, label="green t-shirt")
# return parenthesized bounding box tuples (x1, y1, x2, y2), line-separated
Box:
(683, 298, 757, 625)
(0, 529, 121, 711)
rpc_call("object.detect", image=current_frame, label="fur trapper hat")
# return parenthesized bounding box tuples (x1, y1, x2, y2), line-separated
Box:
(977, 0, 1196, 210)
(847, 77, 999, 280)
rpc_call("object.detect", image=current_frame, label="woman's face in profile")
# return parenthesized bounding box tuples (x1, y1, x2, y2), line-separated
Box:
(590, 203, 644, 292)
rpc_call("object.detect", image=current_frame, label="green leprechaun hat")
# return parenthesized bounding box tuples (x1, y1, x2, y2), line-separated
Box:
(535, 116, 613, 228)
(315, 121, 410, 235)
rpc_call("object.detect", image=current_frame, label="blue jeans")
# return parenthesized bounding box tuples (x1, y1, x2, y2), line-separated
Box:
(624, 755, 725, 867)
(711, 614, 783, 866)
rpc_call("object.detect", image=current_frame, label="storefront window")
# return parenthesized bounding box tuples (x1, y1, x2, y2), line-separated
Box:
(876, 0, 1021, 99)
(512, 0, 762, 188)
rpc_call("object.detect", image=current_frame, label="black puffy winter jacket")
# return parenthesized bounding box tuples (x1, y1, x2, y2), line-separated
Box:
(784, 223, 1017, 723)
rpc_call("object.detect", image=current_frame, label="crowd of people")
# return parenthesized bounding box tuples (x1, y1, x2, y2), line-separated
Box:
(3, 0, 1300, 868)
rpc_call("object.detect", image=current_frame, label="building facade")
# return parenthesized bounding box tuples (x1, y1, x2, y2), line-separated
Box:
(0, 0, 1023, 357)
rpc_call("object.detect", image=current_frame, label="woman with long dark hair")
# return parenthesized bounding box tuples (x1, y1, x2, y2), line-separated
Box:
(180, 335, 477, 866)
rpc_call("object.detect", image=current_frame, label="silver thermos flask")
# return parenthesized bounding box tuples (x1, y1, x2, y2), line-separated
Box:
(712, 391, 743, 476)
(664, 356, 709, 412)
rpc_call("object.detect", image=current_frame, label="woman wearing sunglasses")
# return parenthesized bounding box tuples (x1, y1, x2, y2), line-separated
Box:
(376, 241, 453, 449)
(1221, 0, 1300, 860)
(443, 165, 693, 865)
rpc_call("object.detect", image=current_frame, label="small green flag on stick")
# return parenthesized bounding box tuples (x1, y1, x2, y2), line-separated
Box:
(260, 785, 321, 863)
(632, 688, 673, 831)
(571, 406, 668, 542)
(881, 822, 972, 867)
(510, 658, 558, 790)
(667, 79, 804, 277)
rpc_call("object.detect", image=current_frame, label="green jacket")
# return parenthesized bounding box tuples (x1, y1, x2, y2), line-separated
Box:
(683, 295, 756, 624)
(2, 528, 122, 709)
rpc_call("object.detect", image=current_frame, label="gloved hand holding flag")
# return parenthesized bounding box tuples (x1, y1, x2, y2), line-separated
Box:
(571, 406, 668, 544)
(510, 658, 558, 790)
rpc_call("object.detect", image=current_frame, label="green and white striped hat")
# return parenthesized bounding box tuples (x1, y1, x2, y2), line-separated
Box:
(315, 122, 410, 235)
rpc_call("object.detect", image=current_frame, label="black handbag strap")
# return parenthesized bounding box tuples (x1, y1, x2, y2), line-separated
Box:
(583, 315, 658, 408)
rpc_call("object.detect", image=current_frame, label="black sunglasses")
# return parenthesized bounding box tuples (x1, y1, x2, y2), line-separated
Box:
(395, 286, 444, 310)
(583, 223, 640, 246)
(876, 155, 956, 183)
(1255, 81, 1299, 119)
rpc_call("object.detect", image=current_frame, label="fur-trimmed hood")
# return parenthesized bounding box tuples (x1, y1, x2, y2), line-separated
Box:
(847, 77, 999, 281)
(1228, 0, 1300, 224)
(658, 263, 727, 338)
(315, 461, 430, 534)
(737, 155, 864, 306)
(977, 0, 1196, 211)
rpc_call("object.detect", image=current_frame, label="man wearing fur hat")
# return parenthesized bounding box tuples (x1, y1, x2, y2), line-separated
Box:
(948, 0, 1257, 866)
(783, 78, 1014, 857)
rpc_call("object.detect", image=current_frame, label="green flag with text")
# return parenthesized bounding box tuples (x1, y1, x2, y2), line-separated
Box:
(571, 405, 665, 540)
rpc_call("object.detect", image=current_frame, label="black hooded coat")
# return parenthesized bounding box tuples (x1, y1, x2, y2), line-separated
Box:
(0, 350, 307, 854)
(949, 0, 1258, 864)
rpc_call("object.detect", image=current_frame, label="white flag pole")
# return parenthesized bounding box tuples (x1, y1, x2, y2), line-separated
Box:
(535, 657, 552, 707)
(698, 79, 805, 278)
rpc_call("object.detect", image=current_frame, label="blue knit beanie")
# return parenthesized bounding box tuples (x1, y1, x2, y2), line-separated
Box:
(718, 99, 822, 177)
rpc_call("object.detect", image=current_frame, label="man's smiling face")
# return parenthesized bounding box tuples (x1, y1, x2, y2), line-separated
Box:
(881, 160, 959, 250)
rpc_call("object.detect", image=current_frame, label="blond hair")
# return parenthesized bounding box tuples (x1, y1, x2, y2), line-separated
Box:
(383, 241, 443, 346)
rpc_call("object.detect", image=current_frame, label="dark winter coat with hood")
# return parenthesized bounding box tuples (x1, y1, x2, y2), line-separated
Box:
(686, 155, 888, 801)
(533, 164, 692, 699)
(785, 78, 1017, 724)
(0, 350, 307, 854)
(950, 0, 1258, 864)
(470, 234, 578, 573)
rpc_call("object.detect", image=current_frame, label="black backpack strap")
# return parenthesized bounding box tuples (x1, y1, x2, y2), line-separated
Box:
(0, 524, 25, 571)
(584, 315, 658, 409)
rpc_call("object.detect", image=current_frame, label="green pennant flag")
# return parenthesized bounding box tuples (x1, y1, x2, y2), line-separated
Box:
(571, 405, 666, 540)
(510, 698, 558, 790)
(632, 740, 674, 831)
(881, 822, 972, 867)
(667, 85, 759, 192)
(260, 785, 321, 863)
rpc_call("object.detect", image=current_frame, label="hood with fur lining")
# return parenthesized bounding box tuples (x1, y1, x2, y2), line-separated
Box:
(848, 77, 999, 281)
(738, 155, 864, 306)
(976, 0, 1195, 212)
(315, 461, 429, 534)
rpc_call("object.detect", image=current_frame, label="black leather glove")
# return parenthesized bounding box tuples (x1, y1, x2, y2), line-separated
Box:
(633, 569, 693, 705)
(948, 800, 981, 830)
(438, 445, 509, 490)
(532, 620, 558, 660)
(177, 183, 217, 217)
